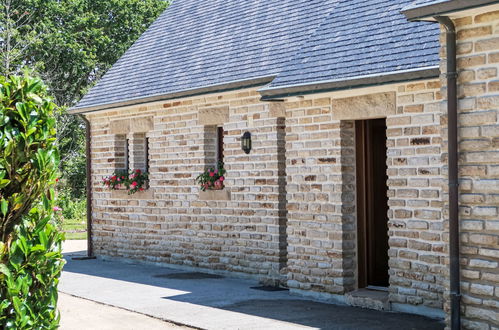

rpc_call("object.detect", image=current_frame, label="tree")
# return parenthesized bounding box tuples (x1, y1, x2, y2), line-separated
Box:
(1, 0, 169, 197)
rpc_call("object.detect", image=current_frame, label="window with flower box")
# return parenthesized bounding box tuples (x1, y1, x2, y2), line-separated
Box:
(196, 125, 230, 200)
(104, 133, 150, 195)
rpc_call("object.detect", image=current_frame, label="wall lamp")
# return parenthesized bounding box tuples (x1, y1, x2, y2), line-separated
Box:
(241, 131, 252, 154)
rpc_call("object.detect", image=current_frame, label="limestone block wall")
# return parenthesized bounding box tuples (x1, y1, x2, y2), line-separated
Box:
(387, 81, 446, 315)
(285, 80, 446, 315)
(285, 97, 357, 296)
(87, 87, 287, 282)
(447, 10, 499, 329)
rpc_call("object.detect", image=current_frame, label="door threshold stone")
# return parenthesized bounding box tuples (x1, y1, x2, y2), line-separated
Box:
(345, 288, 390, 311)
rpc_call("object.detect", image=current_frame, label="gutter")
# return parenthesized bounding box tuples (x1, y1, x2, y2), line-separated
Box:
(70, 75, 275, 114)
(259, 67, 440, 100)
(78, 114, 94, 258)
(403, 0, 499, 21)
(404, 5, 461, 327)
(434, 16, 460, 330)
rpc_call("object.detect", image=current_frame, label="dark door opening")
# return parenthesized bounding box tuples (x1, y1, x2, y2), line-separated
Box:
(355, 118, 389, 289)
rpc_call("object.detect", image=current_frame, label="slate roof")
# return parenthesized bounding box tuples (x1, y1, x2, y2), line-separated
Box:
(262, 0, 440, 93)
(73, 0, 338, 112)
(73, 0, 441, 112)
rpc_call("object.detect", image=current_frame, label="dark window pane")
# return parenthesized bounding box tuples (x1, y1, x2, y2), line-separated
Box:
(217, 126, 224, 165)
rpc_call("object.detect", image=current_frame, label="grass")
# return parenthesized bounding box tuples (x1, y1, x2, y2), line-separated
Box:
(61, 217, 87, 240)
(56, 192, 87, 240)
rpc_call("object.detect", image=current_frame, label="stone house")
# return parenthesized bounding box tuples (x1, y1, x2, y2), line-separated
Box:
(71, 0, 499, 329)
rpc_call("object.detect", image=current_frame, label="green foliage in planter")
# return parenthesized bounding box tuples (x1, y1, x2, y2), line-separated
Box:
(0, 74, 63, 328)
(102, 169, 148, 195)
(195, 163, 226, 191)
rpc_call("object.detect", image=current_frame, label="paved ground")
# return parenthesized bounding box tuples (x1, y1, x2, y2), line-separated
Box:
(59, 292, 192, 330)
(59, 241, 191, 329)
(60, 240, 444, 330)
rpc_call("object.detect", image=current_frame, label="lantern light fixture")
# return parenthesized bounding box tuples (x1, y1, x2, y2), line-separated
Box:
(241, 131, 252, 154)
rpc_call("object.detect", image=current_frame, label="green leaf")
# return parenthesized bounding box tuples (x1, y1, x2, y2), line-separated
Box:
(0, 264, 11, 277)
(1, 199, 8, 216)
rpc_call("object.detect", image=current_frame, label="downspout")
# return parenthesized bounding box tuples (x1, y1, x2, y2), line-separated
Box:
(78, 114, 93, 258)
(435, 16, 460, 330)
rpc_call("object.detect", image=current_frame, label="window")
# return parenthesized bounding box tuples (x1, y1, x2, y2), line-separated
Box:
(216, 126, 224, 168)
(125, 137, 130, 172)
(115, 134, 150, 173)
(115, 135, 129, 171)
(145, 137, 150, 174)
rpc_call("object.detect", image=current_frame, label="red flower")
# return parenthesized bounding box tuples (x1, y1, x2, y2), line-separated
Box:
(55, 178, 59, 182)
(209, 171, 215, 177)
(136, 169, 141, 173)
(139, 188, 144, 191)
(131, 181, 138, 187)
(219, 176, 225, 182)
(214, 180, 223, 189)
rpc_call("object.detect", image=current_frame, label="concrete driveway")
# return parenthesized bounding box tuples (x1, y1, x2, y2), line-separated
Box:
(59, 292, 192, 330)
(59, 241, 444, 330)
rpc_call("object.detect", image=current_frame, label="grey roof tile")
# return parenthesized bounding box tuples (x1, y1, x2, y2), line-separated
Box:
(75, 0, 441, 111)
(74, 0, 337, 110)
(266, 0, 440, 89)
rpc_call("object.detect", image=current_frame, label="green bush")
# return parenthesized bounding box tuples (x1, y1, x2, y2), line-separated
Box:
(56, 189, 86, 223)
(0, 211, 64, 329)
(0, 74, 64, 329)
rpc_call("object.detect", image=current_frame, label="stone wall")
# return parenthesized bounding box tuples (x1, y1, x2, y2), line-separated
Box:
(284, 80, 446, 317)
(88, 87, 287, 283)
(87, 80, 449, 317)
(387, 81, 446, 316)
(448, 10, 499, 329)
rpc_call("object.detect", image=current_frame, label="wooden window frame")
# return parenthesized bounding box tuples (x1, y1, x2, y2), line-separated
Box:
(124, 137, 130, 172)
(216, 126, 224, 168)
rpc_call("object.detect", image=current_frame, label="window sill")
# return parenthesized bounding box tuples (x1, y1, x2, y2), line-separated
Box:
(199, 189, 231, 201)
(111, 189, 153, 199)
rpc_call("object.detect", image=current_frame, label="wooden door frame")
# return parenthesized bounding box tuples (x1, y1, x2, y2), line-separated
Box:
(355, 119, 389, 289)
(356, 120, 368, 289)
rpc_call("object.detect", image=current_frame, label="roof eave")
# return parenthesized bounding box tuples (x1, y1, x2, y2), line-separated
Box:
(402, 0, 499, 21)
(259, 66, 440, 100)
(70, 75, 276, 114)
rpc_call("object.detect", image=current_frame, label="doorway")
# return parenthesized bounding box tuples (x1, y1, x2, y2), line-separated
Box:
(355, 118, 389, 289)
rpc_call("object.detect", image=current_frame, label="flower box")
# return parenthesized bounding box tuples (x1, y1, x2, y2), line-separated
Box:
(199, 189, 231, 201)
(103, 169, 148, 195)
(195, 163, 226, 192)
(111, 189, 154, 200)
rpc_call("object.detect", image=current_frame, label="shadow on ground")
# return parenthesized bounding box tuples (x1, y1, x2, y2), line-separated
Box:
(61, 255, 445, 330)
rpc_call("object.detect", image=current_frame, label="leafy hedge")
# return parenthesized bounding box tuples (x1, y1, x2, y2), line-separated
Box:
(0, 75, 64, 329)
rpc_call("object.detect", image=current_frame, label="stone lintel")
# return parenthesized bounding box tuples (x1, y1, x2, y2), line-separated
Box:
(131, 116, 154, 132)
(269, 103, 286, 117)
(332, 92, 396, 120)
(109, 119, 131, 134)
(199, 106, 230, 125)
(110, 116, 154, 134)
